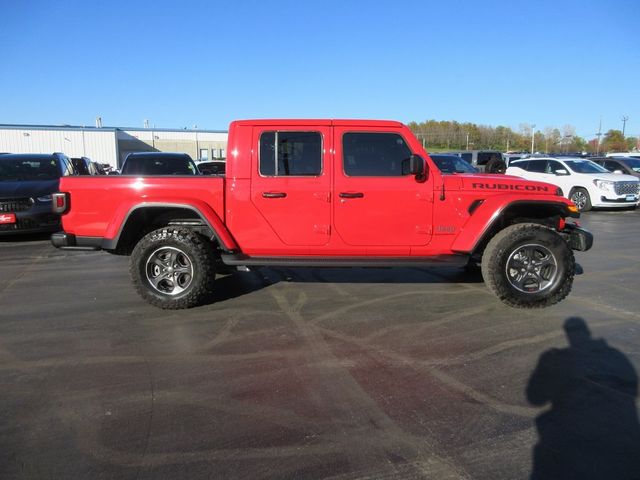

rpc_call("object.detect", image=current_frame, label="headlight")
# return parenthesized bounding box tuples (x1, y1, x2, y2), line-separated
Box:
(36, 194, 53, 202)
(593, 179, 615, 193)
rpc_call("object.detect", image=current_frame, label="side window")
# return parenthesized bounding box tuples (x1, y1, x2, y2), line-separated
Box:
(547, 160, 564, 173)
(259, 131, 322, 176)
(343, 132, 412, 176)
(461, 153, 473, 164)
(513, 160, 529, 170)
(603, 160, 618, 172)
(528, 160, 547, 173)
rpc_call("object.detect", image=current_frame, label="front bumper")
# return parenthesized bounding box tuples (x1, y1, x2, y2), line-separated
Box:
(562, 224, 593, 252)
(0, 207, 60, 235)
(593, 194, 639, 207)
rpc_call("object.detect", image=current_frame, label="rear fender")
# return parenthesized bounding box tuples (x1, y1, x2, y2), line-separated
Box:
(104, 201, 237, 252)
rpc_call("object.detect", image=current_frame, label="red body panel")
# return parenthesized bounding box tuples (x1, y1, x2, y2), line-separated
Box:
(59, 176, 237, 249)
(59, 120, 576, 257)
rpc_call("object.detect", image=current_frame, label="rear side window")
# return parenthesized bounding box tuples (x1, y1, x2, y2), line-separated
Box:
(461, 153, 473, 164)
(546, 160, 564, 173)
(342, 132, 412, 176)
(259, 131, 322, 176)
(512, 160, 529, 170)
(527, 160, 547, 173)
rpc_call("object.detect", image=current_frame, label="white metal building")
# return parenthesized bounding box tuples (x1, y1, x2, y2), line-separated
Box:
(0, 124, 228, 169)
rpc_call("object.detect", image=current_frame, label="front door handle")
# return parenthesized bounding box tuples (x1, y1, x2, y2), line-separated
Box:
(262, 192, 287, 198)
(339, 192, 364, 199)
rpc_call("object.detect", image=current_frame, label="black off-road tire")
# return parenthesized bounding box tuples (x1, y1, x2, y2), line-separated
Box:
(130, 227, 217, 309)
(569, 187, 592, 212)
(481, 223, 575, 308)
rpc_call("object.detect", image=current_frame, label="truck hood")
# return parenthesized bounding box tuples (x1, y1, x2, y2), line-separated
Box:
(445, 174, 558, 195)
(0, 179, 59, 198)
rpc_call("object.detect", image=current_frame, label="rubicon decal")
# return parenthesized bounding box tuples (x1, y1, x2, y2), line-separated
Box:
(472, 183, 550, 192)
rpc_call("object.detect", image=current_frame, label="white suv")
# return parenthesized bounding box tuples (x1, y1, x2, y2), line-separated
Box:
(506, 157, 639, 211)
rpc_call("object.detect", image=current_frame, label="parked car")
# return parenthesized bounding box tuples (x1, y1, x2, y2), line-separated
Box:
(120, 152, 199, 175)
(0, 153, 76, 235)
(445, 150, 507, 173)
(606, 152, 640, 159)
(429, 154, 478, 174)
(503, 153, 528, 166)
(591, 157, 640, 179)
(197, 160, 226, 175)
(506, 157, 639, 211)
(71, 157, 103, 175)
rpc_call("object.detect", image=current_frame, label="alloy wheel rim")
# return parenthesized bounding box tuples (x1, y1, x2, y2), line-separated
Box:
(145, 246, 194, 295)
(571, 191, 587, 210)
(505, 243, 558, 293)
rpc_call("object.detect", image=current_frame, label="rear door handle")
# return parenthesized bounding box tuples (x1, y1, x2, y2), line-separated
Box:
(339, 192, 364, 199)
(262, 191, 287, 198)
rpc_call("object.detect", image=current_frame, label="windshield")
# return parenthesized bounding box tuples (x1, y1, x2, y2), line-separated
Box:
(122, 155, 198, 175)
(0, 157, 60, 181)
(431, 155, 478, 174)
(563, 160, 609, 174)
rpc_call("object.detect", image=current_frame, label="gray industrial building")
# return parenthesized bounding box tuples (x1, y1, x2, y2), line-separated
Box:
(0, 124, 228, 169)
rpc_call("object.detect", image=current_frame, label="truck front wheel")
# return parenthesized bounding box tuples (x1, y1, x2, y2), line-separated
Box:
(481, 223, 575, 308)
(130, 228, 216, 309)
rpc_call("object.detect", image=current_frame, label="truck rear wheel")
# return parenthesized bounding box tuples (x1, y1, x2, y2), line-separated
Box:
(481, 223, 574, 308)
(130, 227, 216, 309)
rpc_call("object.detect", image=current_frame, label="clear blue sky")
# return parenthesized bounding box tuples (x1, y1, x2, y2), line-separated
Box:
(1, 0, 638, 139)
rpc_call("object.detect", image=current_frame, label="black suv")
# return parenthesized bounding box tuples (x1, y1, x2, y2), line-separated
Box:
(445, 150, 507, 173)
(120, 152, 199, 175)
(0, 153, 76, 235)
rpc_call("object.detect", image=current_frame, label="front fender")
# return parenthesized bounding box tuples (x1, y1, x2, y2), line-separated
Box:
(450, 194, 577, 253)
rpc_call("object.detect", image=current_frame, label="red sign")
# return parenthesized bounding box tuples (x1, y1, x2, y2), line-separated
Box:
(0, 213, 16, 224)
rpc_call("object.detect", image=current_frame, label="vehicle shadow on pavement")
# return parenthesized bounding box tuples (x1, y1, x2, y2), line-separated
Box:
(0, 232, 52, 243)
(526, 316, 640, 480)
(209, 266, 485, 303)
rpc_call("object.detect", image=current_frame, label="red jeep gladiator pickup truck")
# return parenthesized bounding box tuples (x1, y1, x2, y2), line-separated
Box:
(51, 119, 592, 309)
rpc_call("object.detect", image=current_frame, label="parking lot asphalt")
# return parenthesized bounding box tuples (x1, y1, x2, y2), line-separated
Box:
(1, 210, 640, 480)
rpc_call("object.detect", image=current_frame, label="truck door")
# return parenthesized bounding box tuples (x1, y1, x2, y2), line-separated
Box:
(250, 126, 331, 246)
(333, 127, 433, 247)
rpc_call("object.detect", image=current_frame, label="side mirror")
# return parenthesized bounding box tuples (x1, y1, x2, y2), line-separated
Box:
(403, 154, 426, 181)
(555, 169, 569, 176)
(613, 169, 624, 175)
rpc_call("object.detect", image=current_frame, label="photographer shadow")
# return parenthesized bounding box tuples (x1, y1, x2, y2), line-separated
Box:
(527, 317, 640, 479)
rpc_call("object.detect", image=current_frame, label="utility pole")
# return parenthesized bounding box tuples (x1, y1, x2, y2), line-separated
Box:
(466, 132, 469, 150)
(622, 115, 629, 137)
(595, 117, 603, 155)
(530, 124, 536, 154)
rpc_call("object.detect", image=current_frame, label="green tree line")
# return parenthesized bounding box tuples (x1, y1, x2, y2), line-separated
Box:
(407, 120, 638, 153)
